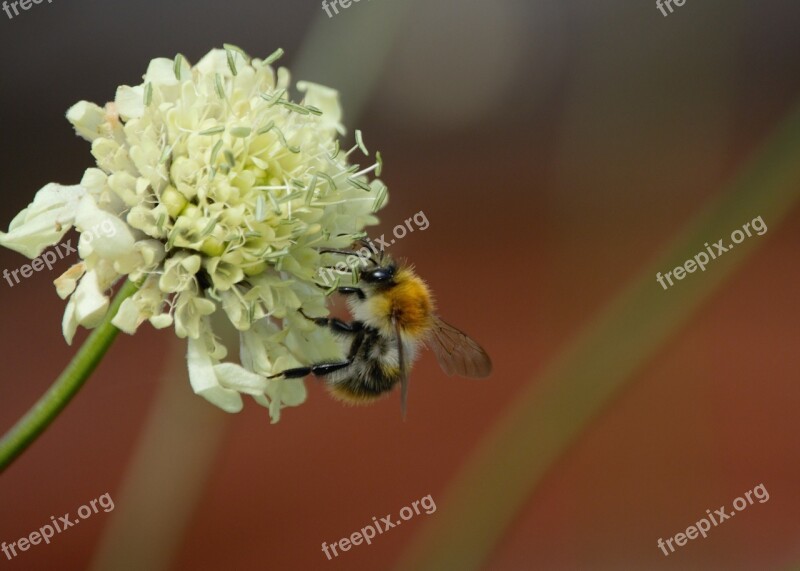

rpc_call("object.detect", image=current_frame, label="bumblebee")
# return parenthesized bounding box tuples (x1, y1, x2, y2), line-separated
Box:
(269, 240, 492, 416)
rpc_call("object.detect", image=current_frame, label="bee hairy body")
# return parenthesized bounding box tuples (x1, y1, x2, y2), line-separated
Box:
(270, 241, 492, 416)
(322, 267, 429, 402)
(350, 267, 436, 337)
(324, 326, 403, 404)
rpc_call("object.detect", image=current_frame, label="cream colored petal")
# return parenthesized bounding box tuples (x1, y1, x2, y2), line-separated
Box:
(73, 270, 110, 328)
(0, 183, 85, 258)
(74, 196, 136, 260)
(127, 204, 169, 239)
(66, 101, 107, 142)
(194, 48, 231, 77)
(149, 314, 174, 329)
(220, 290, 251, 331)
(107, 172, 139, 207)
(134, 239, 166, 268)
(79, 168, 108, 193)
(111, 297, 143, 334)
(275, 378, 307, 406)
(285, 317, 343, 364)
(62, 296, 79, 345)
(144, 57, 182, 87)
(160, 252, 201, 293)
(174, 292, 216, 339)
(144, 57, 187, 103)
(214, 363, 268, 396)
(259, 376, 307, 423)
(204, 257, 244, 292)
(277, 66, 291, 90)
(54, 262, 86, 300)
(187, 336, 243, 413)
(115, 85, 145, 120)
(86, 256, 120, 291)
(297, 80, 344, 134)
(239, 328, 272, 375)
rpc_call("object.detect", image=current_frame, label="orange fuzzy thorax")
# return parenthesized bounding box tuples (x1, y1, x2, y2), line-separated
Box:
(372, 267, 435, 336)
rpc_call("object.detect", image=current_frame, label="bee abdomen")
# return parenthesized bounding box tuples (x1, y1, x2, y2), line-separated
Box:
(326, 363, 399, 404)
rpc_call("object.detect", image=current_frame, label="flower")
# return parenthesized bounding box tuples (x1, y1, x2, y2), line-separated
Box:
(0, 45, 388, 422)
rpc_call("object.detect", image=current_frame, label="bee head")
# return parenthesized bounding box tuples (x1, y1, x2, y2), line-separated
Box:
(360, 264, 396, 286)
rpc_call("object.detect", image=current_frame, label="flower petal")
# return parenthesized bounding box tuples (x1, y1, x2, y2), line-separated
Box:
(187, 335, 243, 413)
(195, 49, 232, 77)
(297, 80, 344, 134)
(257, 375, 307, 423)
(174, 291, 216, 339)
(74, 196, 137, 260)
(115, 85, 145, 121)
(214, 363, 268, 396)
(72, 269, 110, 328)
(0, 183, 85, 258)
(111, 297, 143, 335)
(66, 101, 108, 142)
(54, 262, 86, 300)
(62, 296, 79, 345)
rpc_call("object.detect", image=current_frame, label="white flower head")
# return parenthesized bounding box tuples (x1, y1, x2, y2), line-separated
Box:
(0, 46, 389, 422)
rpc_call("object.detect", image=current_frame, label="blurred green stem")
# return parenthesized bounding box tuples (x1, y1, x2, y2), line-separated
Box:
(0, 279, 139, 473)
(397, 99, 800, 571)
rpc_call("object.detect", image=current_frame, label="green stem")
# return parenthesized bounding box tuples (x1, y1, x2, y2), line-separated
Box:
(0, 279, 139, 473)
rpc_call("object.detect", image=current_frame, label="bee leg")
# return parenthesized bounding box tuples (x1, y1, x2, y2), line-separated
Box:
(267, 330, 366, 380)
(336, 287, 366, 300)
(318, 248, 358, 256)
(298, 309, 363, 334)
(267, 360, 352, 379)
(319, 241, 377, 258)
(312, 282, 366, 299)
(347, 330, 366, 358)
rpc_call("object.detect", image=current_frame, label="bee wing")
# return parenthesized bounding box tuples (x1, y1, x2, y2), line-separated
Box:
(427, 316, 492, 378)
(394, 317, 410, 419)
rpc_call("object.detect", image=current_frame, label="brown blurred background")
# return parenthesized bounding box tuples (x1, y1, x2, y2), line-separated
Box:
(1, 1, 799, 570)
